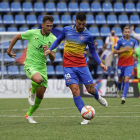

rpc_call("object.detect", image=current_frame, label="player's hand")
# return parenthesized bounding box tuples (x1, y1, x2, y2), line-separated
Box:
(124, 46, 130, 51)
(43, 45, 49, 51)
(44, 49, 51, 59)
(133, 49, 136, 54)
(7, 51, 16, 58)
(100, 63, 107, 73)
(131, 25, 134, 31)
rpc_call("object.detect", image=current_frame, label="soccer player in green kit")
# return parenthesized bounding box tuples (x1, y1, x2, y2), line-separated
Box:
(7, 15, 57, 123)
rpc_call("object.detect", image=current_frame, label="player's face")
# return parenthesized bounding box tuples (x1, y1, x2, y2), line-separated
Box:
(42, 20, 53, 35)
(75, 20, 86, 32)
(123, 29, 131, 38)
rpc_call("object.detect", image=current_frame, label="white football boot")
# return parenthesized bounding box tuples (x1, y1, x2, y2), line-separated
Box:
(80, 119, 90, 124)
(97, 95, 108, 107)
(25, 113, 37, 123)
(28, 88, 35, 106)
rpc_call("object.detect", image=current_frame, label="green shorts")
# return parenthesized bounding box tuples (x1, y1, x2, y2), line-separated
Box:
(137, 65, 140, 79)
(24, 65, 48, 87)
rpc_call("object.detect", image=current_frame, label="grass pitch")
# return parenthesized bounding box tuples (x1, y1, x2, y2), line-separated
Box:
(0, 98, 140, 140)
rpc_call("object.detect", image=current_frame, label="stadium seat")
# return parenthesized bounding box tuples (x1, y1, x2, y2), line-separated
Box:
(136, 3, 140, 12)
(95, 15, 106, 24)
(118, 15, 129, 24)
(23, 40, 28, 48)
(2, 42, 10, 50)
(55, 27, 63, 31)
(94, 39, 103, 49)
(0, 2, 10, 12)
(91, 3, 102, 12)
(125, 3, 136, 12)
(4, 52, 15, 62)
(16, 52, 22, 59)
(20, 66, 26, 76)
(80, 2, 90, 12)
(1, 66, 7, 76)
(100, 27, 110, 37)
(45, 2, 56, 12)
(112, 27, 122, 36)
(105, 66, 114, 75)
(135, 27, 140, 34)
(15, 15, 26, 24)
(61, 15, 72, 24)
(86, 15, 94, 24)
(102, 3, 113, 12)
(0, 15, 2, 24)
(0, 27, 6, 32)
(26, 15, 37, 24)
(52, 15, 60, 24)
(130, 15, 140, 24)
(0, 53, 2, 63)
(3, 15, 14, 24)
(34, 2, 44, 12)
(68, 2, 79, 12)
(19, 27, 29, 31)
(114, 3, 124, 12)
(72, 15, 76, 24)
(7, 27, 18, 32)
(13, 40, 23, 50)
(8, 66, 19, 76)
(97, 65, 102, 75)
(31, 27, 39, 30)
(38, 15, 44, 24)
(107, 15, 118, 24)
(57, 2, 68, 12)
(54, 52, 62, 62)
(58, 41, 65, 50)
(11, 2, 22, 12)
(47, 65, 55, 75)
(56, 65, 64, 75)
(89, 27, 100, 37)
(22, 2, 33, 12)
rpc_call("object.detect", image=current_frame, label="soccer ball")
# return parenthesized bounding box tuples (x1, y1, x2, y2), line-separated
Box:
(81, 106, 95, 120)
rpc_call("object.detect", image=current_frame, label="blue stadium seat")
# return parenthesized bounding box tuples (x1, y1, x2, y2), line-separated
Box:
(97, 66, 102, 75)
(7, 27, 18, 32)
(72, 15, 76, 24)
(102, 3, 113, 12)
(55, 27, 63, 31)
(80, 2, 90, 12)
(0, 2, 10, 12)
(16, 52, 22, 59)
(47, 65, 55, 75)
(68, 2, 79, 12)
(52, 15, 60, 24)
(4, 53, 15, 62)
(34, 2, 44, 12)
(2, 42, 10, 50)
(136, 3, 140, 12)
(114, 3, 124, 12)
(20, 66, 26, 76)
(11, 2, 21, 12)
(45, 2, 56, 12)
(38, 15, 44, 24)
(8, 66, 19, 76)
(22, 2, 33, 12)
(19, 27, 29, 31)
(0, 15, 2, 24)
(0, 53, 2, 63)
(125, 3, 136, 12)
(31, 27, 39, 30)
(15, 15, 26, 24)
(26, 15, 37, 24)
(89, 27, 100, 37)
(0, 27, 6, 32)
(13, 40, 23, 50)
(91, 3, 102, 12)
(54, 52, 62, 62)
(2, 66, 7, 76)
(118, 15, 129, 24)
(56, 65, 64, 75)
(23, 40, 28, 48)
(105, 66, 114, 75)
(86, 15, 94, 24)
(112, 27, 122, 36)
(100, 27, 110, 37)
(95, 15, 106, 24)
(130, 15, 140, 24)
(94, 39, 103, 49)
(135, 27, 140, 33)
(58, 41, 65, 50)
(3, 15, 14, 24)
(107, 15, 118, 24)
(61, 15, 72, 24)
(57, 2, 68, 12)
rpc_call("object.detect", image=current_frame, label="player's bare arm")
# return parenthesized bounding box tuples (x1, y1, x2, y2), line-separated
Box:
(49, 51, 55, 62)
(113, 46, 129, 54)
(44, 49, 51, 58)
(7, 34, 22, 58)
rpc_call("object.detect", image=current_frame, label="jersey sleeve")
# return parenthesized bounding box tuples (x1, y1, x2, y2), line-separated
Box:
(114, 39, 121, 50)
(21, 30, 33, 40)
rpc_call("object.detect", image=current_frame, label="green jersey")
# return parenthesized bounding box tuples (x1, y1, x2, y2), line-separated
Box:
(134, 47, 140, 65)
(21, 29, 57, 69)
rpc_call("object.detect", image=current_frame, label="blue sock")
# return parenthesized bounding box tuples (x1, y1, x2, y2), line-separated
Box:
(122, 82, 129, 98)
(117, 82, 121, 90)
(94, 87, 99, 100)
(73, 95, 85, 112)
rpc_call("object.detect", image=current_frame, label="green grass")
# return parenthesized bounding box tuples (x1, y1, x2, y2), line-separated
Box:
(0, 98, 140, 140)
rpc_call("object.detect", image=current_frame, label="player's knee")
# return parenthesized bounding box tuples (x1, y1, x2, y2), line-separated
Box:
(71, 88, 80, 97)
(36, 78, 43, 84)
(36, 94, 44, 99)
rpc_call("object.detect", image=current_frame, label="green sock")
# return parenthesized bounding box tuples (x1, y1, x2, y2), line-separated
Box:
(27, 96, 42, 116)
(138, 82, 140, 93)
(31, 81, 40, 94)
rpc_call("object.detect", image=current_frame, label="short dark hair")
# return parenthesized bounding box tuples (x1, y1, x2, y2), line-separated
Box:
(43, 15, 54, 23)
(76, 12, 86, 21)
(123, 26, 130, 31)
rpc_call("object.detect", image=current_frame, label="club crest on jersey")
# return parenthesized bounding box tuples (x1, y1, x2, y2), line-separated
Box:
(130, 42, 133, 45)
(79, 35, 84, 40)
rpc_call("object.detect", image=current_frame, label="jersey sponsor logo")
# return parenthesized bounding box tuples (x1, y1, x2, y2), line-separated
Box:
(36, 44, 44, 52)
(130, 42, 133, 45)
(79, 35, 84, 40)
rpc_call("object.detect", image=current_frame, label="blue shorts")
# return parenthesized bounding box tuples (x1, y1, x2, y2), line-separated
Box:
(63, 66, 93, 86)
(117, 65, 133, 78)
(134, 62, 138, 68)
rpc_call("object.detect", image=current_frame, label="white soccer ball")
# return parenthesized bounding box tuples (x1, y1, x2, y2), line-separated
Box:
(81, 105, 95, 120)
